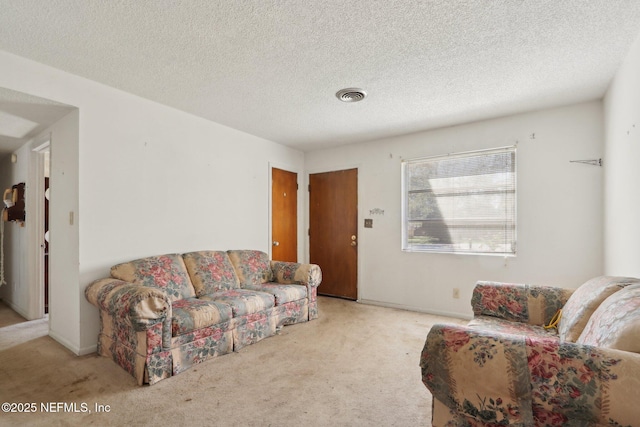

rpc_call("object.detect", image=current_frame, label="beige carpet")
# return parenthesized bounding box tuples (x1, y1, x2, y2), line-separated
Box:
(0, 296, 465, 426)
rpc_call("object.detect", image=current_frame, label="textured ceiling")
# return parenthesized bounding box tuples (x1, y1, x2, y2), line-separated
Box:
(1, 1, 640, 151)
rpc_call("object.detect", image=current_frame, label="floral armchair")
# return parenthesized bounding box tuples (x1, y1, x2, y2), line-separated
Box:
(420, 277, 640, 426)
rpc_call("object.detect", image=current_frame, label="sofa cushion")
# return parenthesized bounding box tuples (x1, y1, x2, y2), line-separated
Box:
(577, 284, 640, 353)
(468, 315, 558, 339)
(111, 254, 196, 302)
(200, 289, 275, 317)
(227, 250, 273, 286)
(183, 251, 240, 296)
(271, 261, 323, 287)
(242, 283, 307, 305)
(171, 298, 233, 336)
(557, 276, 640, 342)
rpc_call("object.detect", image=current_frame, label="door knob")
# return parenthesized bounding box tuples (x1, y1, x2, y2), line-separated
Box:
(351, 241, 357, 246)
(272, 241, 280, 246)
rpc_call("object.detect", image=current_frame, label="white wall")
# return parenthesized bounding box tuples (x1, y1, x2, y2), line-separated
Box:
(305, 101, 604, 318)
(48, 110, 81, 350)
(603, 33, 640, 277)
(0, 50, 305, 354)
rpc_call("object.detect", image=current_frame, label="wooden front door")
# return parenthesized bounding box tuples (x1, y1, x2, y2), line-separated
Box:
(271, 167, 297, 262)
(309, 168, 358, 300)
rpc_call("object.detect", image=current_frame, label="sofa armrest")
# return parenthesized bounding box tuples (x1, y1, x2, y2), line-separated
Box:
(85, 278, 171, 331)
(472, 281, 574, 326)
(421, 324, 640, 426)
(270, 261, 322, 288)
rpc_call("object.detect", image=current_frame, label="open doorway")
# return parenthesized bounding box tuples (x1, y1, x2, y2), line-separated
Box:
(0, 88, 78, 355)
(31, 140, 50, 318)
(44, 151, 50, 314)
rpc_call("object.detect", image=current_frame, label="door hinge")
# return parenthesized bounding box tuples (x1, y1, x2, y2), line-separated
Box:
(308, 229, 310, 236)
(296, 183, 299, 190)
(308, 184, 311, 192)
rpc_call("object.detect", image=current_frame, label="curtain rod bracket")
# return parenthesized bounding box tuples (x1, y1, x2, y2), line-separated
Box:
(570, 158, 602, 167)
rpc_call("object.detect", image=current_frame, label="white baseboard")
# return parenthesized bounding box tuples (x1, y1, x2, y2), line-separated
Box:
(46, 332, 96, 356)
(78, 344, 98, 356)
(48, 329, 97, 356)
(1, 298, 31, 320)
(357, 298, 473, 321)
(1, 298, 97, 356)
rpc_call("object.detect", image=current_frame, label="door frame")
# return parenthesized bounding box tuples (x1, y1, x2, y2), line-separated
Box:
(305, 163, 362, 300)
(27, 136, 50, 319)
(268, 162, 303, 262)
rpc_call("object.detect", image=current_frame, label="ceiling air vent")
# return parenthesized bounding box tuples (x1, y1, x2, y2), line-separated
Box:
(336, 88, 367, 103)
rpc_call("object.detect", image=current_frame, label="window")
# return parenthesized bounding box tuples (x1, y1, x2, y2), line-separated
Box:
(402, 146, 516, 255)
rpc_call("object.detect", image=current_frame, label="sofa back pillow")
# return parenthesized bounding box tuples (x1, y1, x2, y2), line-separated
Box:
(182, 251, 240, 296)
(558, 276, 640, 342)
(227, 250, 273, 286)
(577, 284, 640, 353)
(111, 254, 195, 302)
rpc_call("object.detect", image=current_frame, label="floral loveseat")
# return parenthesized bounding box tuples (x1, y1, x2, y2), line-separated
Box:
(85, 250, 321, 385)
(420, 276, 640, 426)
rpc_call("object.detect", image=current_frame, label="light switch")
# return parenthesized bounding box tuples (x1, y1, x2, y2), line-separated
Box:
(364, 218, 373, 228)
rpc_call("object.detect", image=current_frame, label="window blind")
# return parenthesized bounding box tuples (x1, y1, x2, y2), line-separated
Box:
(402, 146, 516, 255)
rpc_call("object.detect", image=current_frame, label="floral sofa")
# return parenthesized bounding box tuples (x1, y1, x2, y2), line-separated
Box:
(420, 276, 640, 427)
(85, 250, 321, 385)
